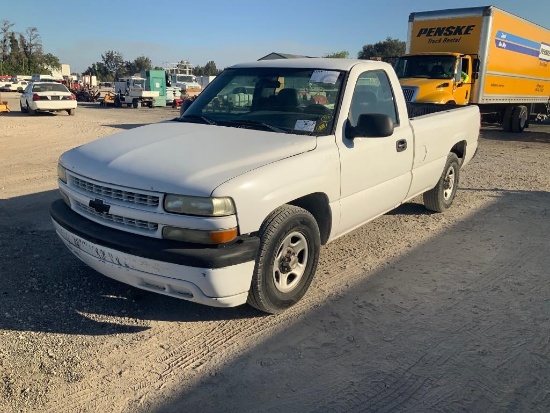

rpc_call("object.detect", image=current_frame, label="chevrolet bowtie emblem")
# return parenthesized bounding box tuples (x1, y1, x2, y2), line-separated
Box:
(89, 199, 111, 214)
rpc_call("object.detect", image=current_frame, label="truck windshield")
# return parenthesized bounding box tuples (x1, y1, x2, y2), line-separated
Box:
(178, 67, 345, 136)
(395, 55, 457, 79)
(175, 75, 196, 83)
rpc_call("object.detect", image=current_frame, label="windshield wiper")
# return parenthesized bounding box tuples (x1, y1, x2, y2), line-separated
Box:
(227, 120, 289, 133)
(176, 114, 217, 125)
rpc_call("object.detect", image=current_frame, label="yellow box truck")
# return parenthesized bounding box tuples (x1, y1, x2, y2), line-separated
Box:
(395, 6, 550, 132)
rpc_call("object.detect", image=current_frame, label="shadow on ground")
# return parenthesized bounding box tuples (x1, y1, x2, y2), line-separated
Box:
(144, 189, 550, 413)
(481, 123, 550, 143)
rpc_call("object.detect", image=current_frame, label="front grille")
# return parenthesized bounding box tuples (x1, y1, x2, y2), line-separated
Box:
(71, 176, 160, 207)
(402, 87, 416, 102)
(75, 201, 158, 231)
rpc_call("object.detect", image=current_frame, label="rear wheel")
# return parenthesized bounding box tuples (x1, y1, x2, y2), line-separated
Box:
(502, 105, 514, 132)
(67, 108, 75, 116)
(423, 153, 460, 212)
(511, 105, 528, 133)
(28, 104, 36, 116)
(132, 99, 138, 108)
(247, 205, 321, 314)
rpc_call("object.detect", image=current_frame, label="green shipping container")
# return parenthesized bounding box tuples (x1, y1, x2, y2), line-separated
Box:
(142, 70, 167, 107)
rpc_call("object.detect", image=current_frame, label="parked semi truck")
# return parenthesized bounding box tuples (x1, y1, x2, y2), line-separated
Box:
(395, 5, 550, 132)
(51, 58, 480, 314)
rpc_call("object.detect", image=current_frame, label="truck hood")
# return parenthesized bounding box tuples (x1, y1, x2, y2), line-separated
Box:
(61, 121, 316, 196)
(399, 77, 452, 87)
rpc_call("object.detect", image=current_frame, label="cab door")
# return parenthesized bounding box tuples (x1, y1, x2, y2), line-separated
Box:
(454, 56, 472, 105)
(336, 68, 414, 235)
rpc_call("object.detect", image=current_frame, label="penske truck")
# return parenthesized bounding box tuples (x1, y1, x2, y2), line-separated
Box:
(395, 6, 550, 132)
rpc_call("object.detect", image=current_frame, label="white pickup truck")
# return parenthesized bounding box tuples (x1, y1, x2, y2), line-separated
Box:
(51, 58, 480, 314)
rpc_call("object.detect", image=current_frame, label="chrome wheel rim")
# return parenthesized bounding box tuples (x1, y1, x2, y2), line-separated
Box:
(273, 231, 308, 293)
(443, 166, 456, 200)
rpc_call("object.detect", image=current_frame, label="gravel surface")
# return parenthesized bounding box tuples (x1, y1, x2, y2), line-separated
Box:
(0, 92, 549, 413)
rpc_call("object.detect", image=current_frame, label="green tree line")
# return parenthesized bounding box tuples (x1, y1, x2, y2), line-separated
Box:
(0, 20, 61, 76)
(1, 19, 405, 80)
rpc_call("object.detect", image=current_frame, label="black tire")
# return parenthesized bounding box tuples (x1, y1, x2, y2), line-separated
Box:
(502, 105, 514, 132)
(423, 153, 460, 212)
(67, 108, 75, 116)
(247, 205, 321, 314)
(511, 105, 528, 133)
(132, 99, 138, 108)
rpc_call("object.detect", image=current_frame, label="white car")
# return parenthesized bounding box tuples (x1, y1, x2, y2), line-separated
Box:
(0, 80, 29, 92)
(20, 82, 77, 115)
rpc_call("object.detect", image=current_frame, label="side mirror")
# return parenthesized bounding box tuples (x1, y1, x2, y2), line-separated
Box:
(346, 113, 394, 139)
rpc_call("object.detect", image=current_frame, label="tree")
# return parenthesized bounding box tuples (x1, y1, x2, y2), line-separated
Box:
(0, 21, 62, 76)
(0, 20, 15, 74)
(101, 50, 125, 80)
(358, 37, 405, 65)
(323, 51, 349, 59)
(125, 55, 152, 76)
(193, 61, 221, 76)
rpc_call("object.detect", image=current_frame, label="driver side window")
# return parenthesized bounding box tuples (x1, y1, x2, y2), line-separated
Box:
(349, 70, 398, 127)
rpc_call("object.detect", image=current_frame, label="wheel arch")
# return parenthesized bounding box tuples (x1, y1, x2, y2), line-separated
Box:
(450, 140, 467, 164)
(287, 192, 332, 245)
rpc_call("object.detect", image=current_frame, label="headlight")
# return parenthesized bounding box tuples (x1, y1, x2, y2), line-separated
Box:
(164, 194, 235, 216)
(57, 163, 67, 184)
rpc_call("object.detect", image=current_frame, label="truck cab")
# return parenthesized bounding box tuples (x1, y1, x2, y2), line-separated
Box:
(395, 52, 474, 105)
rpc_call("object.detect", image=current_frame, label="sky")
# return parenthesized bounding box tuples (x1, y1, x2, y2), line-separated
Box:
(2, 0, 550, 74)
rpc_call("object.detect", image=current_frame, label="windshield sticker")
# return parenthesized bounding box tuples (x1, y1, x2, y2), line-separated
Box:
(294, 120, 316, 132)
(315, 122, 327, 133)
(310, 70, 339, 84)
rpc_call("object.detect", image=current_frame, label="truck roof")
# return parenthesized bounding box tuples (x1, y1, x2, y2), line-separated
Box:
(230, 58, 388, 71)
(408, 5, 550, 31)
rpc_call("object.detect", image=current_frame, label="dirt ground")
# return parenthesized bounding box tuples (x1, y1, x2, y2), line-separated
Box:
(0, 92, 549, 413)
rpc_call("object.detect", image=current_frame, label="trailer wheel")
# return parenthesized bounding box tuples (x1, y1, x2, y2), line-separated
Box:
(423, 153, 460, 213)
(247, 205, 320, 314)
(502, 106, 514, 132)
(511, 105, 528, 133)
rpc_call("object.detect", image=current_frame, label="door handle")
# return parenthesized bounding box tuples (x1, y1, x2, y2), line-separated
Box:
(396, 139, 407, 152)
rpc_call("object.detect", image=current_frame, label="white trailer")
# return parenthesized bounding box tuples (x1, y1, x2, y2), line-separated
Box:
(114, 77, 159, 108)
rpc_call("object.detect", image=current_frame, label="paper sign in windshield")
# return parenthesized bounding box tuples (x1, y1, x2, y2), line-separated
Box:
(294, 120, 316, 132)
(310, 70, 339, 84)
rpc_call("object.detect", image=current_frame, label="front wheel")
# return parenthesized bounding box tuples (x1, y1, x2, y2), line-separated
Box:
(423, 153, 460, 212)
(247, 205, 321, 314)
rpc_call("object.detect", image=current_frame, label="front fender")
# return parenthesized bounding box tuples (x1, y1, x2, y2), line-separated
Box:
(212, 136, 341, 235)
(417, 89, 456, 104)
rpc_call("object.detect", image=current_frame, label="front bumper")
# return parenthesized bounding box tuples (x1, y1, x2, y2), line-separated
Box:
(50, 199, 260, 307)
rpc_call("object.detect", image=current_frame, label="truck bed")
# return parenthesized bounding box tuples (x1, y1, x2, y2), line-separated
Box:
(406, 102, 465, 118)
